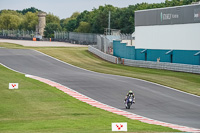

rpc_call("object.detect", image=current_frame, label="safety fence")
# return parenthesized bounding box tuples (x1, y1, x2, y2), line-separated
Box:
(97, 35, 113, 54)
(0, 29, 35, 40)
(54, 31, 98, 45)
(88, 45, 118, 64)
(122, 59, 200, 74)
(120, 34, 133, 40)
(96, 34, 133, 54)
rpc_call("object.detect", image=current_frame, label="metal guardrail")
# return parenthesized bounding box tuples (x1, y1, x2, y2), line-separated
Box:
(122, 59, 200, 74)
(88, 45, 118, 64)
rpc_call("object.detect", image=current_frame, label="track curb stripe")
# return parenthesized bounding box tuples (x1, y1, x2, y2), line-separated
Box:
(27, 75, 200, 132)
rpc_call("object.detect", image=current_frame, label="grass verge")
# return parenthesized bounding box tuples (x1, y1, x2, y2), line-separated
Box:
(0, 64, 179, 132)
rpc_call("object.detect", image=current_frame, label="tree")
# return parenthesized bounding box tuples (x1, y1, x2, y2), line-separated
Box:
(17, 7, 41, 15)
(70, 12, 80, 19)
(62, 12, 80, 31)
(1, 1, 198, 33)
(21, 12, 38, 31)
(74, 21, 91, 33)
(60, 18, 65, 29)
(88, 5, 117, 33)
(65, 19, 78, 32)
(0, 11, 22, 30)
(46, 13, 60, 24)
(44, 23, 61, 38)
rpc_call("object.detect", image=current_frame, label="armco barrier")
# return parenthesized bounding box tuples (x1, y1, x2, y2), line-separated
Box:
(123, 59, 200, 74)
(88, 45, 118, 64)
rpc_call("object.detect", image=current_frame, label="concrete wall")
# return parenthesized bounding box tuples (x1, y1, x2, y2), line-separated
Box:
(135, 23, 200, 50)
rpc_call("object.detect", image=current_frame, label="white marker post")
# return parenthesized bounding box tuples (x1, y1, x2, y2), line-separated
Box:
(112, 122, 127, 131)
(9, 83, 19, 89)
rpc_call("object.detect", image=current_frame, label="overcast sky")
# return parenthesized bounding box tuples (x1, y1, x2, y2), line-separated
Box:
(0, 0, 165, 19)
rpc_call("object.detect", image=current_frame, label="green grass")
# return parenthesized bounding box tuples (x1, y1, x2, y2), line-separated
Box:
(0, 42, 26, 49)
(0, 42, 200, 96)
(0, 65, 179, 132)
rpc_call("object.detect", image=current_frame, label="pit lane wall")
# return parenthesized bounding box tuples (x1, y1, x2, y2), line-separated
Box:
(88, 45, 118, 64)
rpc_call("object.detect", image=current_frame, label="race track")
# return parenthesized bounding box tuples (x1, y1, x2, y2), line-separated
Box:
(0, 48, 200, 128)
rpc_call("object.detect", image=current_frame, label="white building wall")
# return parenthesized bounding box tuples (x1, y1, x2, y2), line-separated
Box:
(135, 23, 200, 50)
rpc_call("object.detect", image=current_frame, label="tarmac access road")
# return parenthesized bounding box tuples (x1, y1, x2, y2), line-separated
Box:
(0, 48, 200, 129)
(0, 39, 87, 47)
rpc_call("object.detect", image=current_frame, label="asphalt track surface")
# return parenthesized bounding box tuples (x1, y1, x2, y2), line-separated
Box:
(0, 48, 200, 129)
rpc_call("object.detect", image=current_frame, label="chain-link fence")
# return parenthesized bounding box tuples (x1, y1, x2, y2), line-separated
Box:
(120, 34, 133, 40)
(54, 31, 98, 45)
(0, 29, 36, 40)
(97, 35, 104, 52)
(54, 31, 69, 40)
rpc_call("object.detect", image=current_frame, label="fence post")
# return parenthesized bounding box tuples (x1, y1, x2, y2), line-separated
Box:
(17, 29, 20, 37)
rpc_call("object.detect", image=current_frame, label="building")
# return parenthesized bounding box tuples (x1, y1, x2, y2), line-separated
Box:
(134, 4, 200, 50)
(113, 4, 200, 65)
(35, 12, 46, 39)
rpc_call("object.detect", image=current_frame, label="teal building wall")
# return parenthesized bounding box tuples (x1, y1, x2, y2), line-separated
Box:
(173, 50, 200, 65)
(146, 49, 171, 62)
(113, 40, 200, 65)
(113, 40, 135, 60)
(135, 49, 145, 60)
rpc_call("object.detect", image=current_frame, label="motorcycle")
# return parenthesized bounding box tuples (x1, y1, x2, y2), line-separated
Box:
(125, 94, 135, 109)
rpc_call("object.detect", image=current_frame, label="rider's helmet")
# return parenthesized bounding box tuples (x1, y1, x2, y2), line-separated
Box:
(129, 90, 133, 94)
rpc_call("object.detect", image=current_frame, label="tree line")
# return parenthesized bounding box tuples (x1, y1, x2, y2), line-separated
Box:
(0, 0, 199, 38)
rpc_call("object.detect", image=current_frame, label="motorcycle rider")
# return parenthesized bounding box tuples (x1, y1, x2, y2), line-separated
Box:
(124, 90, 135, 104)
